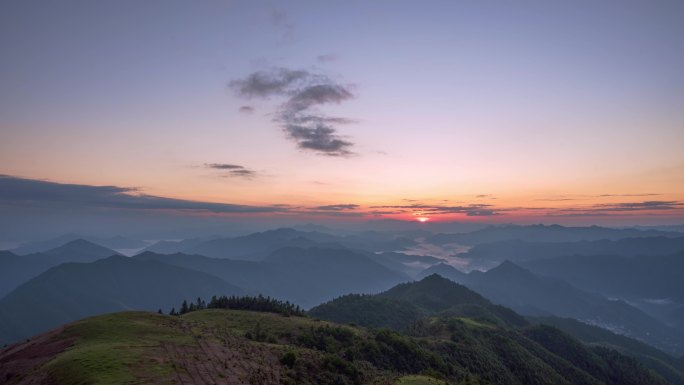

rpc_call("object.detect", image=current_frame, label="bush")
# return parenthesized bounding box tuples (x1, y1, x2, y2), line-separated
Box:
(280, 350, 297, 368)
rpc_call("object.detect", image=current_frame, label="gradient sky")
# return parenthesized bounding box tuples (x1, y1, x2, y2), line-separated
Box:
(1, 0, 683, 227)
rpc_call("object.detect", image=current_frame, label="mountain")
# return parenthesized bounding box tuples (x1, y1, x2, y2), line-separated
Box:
(0, 308, 670, 385)
(461, 236, 684, 265)
(426, 224, 681, 246)
(530, 316, 684, 385)
(134, 246, 409, 308)
(0, 255, 242, 345)
(0, 239, 119, 298)
(522, 252, 684, 301)
(10, 233, 83, 255)
(143, 228, 416, 260)
(11, 234, 147, 255)
(462, 261, 684, 355)
(368, 251, 448, 277)
(142, 236, 215, 254)
(416, 262, 468, 282)
(310, 274, 527, 330)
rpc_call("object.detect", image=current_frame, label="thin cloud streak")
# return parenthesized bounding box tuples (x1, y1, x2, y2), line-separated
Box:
(0, 175, 280, 213)
(204, 163, 256, 179)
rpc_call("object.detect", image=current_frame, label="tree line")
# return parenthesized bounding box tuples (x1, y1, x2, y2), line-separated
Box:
(164, 294, 305, 317)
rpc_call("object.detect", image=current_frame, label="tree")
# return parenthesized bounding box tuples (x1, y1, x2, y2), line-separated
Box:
(180, 300, 189, 314)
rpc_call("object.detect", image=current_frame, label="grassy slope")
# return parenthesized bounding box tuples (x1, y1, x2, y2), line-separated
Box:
(0, 309, 671, 385)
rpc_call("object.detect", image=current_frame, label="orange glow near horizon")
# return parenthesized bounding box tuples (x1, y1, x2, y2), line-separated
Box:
(416, 217, 430, 223)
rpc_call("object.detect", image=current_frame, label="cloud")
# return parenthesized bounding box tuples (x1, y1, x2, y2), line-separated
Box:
(546, 200, 684, 217)
(230, 68, 308, 98)
(204, 163, 256, 179)
(271, 10, 295, 42)
(315, 204, 359, 211)
(238, 105, 255, 114)
(0, 175, 280, 213)
(597, 193, 661, 197)
(317, 54, 338, 63)
(591, 201, 682, 212)
(230, 67, 356, 157)
(371, 203, 502, 217)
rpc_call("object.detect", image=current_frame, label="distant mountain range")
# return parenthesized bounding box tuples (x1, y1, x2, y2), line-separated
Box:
(11, 234, 148, 254)
(0, 255, 242, 345)
(462, 236, 684, 264)
(135, 246, 409, 308)
(142, 227, 416, 260)
(416, 261, 684, 355)
(426, 224, 683, 245)
(0, 239, 119, 298)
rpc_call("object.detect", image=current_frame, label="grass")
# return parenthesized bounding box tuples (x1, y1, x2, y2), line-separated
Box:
(395, 374, 447, 385)
(183, 308, 362, 341)
(40, 309, 359, 384)
(455, 317, 495, 329)
(44, 312, 192, 384)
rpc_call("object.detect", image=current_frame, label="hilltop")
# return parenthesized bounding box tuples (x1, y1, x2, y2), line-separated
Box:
(0, 308, 671, 385)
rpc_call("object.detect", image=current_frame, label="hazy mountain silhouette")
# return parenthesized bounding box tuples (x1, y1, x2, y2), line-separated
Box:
(415, 262, 468, 282)
(359, 251, 447, 277)
(426, 224, 681, 246)
(0, 255, 242, 345)
(462, 236, 684, 264)
(134, 246, 408, 308)
(522, 252, 684, 303)
(11, 234, 147, 254)
(0, 239, 119, 298)
(461, 261, 684, 355)
(142, 228, 416, 260)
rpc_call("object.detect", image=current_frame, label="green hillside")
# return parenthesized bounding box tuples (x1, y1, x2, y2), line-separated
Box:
(0, 309, 671, 385)
(310, 274, 528, 330)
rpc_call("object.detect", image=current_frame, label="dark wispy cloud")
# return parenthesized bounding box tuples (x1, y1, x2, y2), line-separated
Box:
(315, 204, 359, 211)
(271, 10, 295, 42)
(371, 203, 502, 217)
(238, 105, 255, 114)
(597, 193, 661, 197)
(547, 200, 684, 217)
(317, 54, 338, 63)
(0, 175, 281, 213)
(591, 200, 682, 212)
(230, 67, 356, 156)
(204, 163, 256, 179)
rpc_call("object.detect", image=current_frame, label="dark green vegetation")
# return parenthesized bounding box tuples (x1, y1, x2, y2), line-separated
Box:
(0, 306, 670, 385)
(177, 295, 305, 317)
(309, 274, 527, 331)
(0, 255, 242, 345)
(530, 316, 684, 385)
(311, 275, 683, 384)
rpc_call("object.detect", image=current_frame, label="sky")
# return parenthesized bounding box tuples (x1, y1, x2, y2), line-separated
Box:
(1, 0, 683, 238)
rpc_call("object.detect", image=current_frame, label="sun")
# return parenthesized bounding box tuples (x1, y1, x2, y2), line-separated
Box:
(416, 217, 430, 223)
